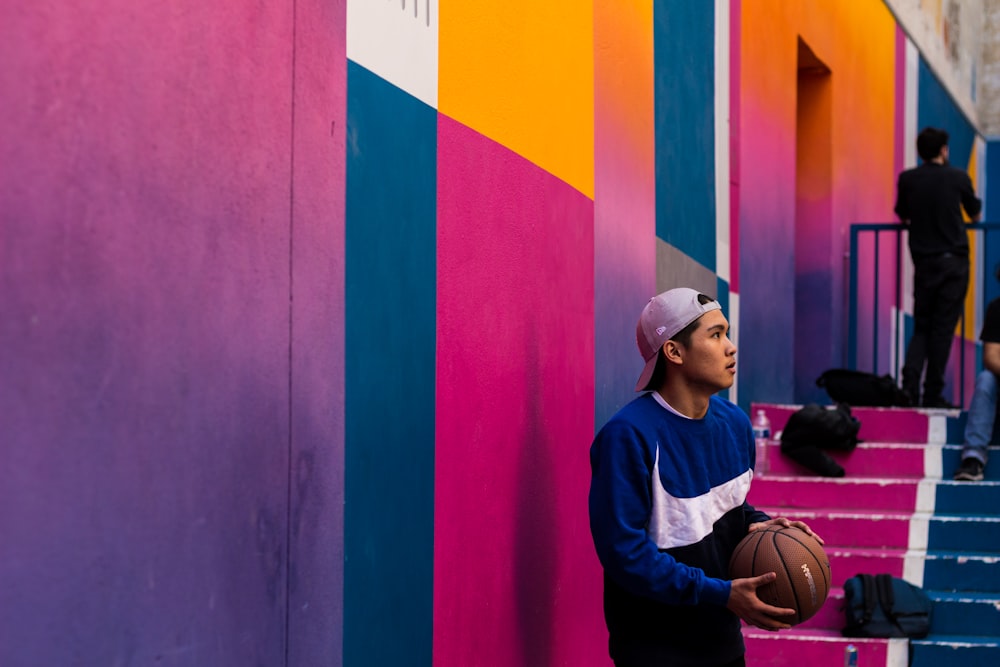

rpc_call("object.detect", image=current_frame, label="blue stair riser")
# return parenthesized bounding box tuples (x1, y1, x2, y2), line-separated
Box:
(924, 554, 1000, 592)
(942, 446, 1000, 481)
(911, 638, 1000, 667)
(928, 595, 1000, 636)
(935, 482, 1000, 515)
(928, 516, 1000, 551)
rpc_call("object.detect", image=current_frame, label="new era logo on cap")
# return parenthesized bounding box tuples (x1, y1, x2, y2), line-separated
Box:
(634, 288, 721, 391)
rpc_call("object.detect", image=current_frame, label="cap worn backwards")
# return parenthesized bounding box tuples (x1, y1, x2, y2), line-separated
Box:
(634, 287, 721, 391)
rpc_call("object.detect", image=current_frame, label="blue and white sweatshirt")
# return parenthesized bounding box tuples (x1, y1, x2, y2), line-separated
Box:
(589, 393, 769, 667)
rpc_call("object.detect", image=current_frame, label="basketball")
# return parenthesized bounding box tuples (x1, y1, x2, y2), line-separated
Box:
(728, 525, 831, 625)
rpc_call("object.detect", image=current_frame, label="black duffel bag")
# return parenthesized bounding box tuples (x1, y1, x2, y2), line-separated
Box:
(816, 369, 912, 407)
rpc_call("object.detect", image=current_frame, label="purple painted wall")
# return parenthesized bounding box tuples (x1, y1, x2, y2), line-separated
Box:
(0, 1, 345, 664)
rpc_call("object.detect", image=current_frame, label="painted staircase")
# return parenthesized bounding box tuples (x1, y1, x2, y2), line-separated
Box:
(743, 403, 1000, 667)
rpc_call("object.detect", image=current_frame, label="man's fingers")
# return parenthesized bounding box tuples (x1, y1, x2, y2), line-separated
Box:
(749, 572, 776, 587)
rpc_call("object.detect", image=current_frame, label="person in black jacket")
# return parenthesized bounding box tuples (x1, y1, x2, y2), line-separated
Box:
(895, 127, 982, 408)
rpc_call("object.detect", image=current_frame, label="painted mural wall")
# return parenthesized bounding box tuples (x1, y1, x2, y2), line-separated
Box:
(0, 1, 993, 666)
(1, 0, 346, 665)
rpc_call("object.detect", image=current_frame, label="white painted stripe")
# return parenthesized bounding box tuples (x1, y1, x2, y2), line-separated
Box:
(714, 0, 730, 285)
(648, 451, 751, 550)
(916, 479, 937, 513)
(903, 550, 925, 586)
(924, 443, 943, 479)
(347, 0, 439, 109)
(927, 415, 947, 444)
(907, 512, 930, 552)
(887, 638, 910, 667)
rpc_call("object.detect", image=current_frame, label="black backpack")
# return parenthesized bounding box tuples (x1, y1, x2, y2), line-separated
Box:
(816, 369, 912, 407)
(842, 573, 932, 639)
(780, 403, 861, 477)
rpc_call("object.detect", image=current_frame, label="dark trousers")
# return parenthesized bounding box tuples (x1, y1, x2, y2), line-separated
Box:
(902, 253, 969, 402)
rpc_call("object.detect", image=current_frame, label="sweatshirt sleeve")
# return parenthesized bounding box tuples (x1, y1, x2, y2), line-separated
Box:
(588, 420, 732, 607)
(959, 172, 982, 219)
(742, 500, 771, 529)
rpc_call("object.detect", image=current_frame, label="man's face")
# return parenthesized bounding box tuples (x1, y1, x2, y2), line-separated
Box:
(674, 310, 737, 392)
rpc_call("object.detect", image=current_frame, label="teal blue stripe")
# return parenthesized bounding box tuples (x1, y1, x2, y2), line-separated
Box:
(344, 61, 436, 667)
(655, 0, 716, 270)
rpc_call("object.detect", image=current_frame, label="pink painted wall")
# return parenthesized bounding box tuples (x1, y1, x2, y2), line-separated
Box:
(0, 1, 345, 664)
(593, 1, 657, 426)
(434, 115, 603, 666)
(738, 0, 898, 403)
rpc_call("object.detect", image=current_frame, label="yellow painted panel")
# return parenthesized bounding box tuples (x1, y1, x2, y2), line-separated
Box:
(964, 143, 979, 339)
(439, 0, 594, 198)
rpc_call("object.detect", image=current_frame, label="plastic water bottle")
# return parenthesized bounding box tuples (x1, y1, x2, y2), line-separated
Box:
(844, 643, 858, 667)
(752, 409, 771, 476)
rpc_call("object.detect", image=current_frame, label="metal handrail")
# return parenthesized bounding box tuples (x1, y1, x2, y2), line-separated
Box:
(847, 222, 1000, 408)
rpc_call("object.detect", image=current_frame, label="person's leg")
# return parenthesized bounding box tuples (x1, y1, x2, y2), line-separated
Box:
(902, 260, 935, 402)
(957, 370, 996, 481)
(923, 256, 969, 404)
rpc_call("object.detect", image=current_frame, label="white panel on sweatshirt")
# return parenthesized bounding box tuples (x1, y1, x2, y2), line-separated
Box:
(648, 449, 752, 550)
(347, 0, 439, 109)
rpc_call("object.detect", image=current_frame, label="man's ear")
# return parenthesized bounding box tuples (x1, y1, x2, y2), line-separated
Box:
(662, 340, 683, 365)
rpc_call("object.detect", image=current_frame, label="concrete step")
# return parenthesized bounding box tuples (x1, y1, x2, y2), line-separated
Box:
(760, 440, 931, 479)
(935, 480, 1000, 516)
(929, 591, 1000, 636)
(941, 445, 1000, 481)
(748, 475, 929, 513)
(825, 547, 908, 588)
(928, 514, 1000, 551)
(748, 403, 1000, 667)
(756, 507, 915, 549)
(796, 586, 846, 630)
(911, 635, 1000, 667)
(743, 627, 907, 667)
(924, 551, 1000, 592)
(752, 402, 955, 445)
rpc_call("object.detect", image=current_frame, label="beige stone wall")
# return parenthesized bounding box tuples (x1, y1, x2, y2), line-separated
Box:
(980, 0, 1000, 136)
(885, 0, 984, 130)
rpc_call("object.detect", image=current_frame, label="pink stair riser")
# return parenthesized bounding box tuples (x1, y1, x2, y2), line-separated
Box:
(755, 507, 912, 549)
(752, 403, 932, 444)
(761, 441, 927, 478)
(748, 477, 920, 512)
(743, 628, 902, 667)
(825, 547, 905, 588)
(796, 588, 846, 630)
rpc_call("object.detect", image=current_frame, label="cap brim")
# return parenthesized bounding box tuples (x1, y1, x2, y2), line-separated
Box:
(635, 354, 658, 392)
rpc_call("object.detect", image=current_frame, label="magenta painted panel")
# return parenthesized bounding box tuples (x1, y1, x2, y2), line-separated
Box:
(753, 403, 931, 444)
(757, 508, 912, 550)
(729, 0, 743, 293)
(435, 115, 604, 667)
(749, 478, 919, 512)
(797, 589, 847, 629)
(763, 441, 927, 478)
(826, 548, 905, 587)
(745, 629, 894, 667)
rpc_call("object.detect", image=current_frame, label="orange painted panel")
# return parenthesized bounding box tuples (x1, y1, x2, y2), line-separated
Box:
(438, 0, 594, 198)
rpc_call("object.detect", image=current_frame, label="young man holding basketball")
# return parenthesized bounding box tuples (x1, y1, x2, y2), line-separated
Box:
(589, 288, 822, 667)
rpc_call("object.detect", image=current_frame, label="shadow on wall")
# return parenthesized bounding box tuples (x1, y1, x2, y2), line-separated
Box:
(514, 330, 558, 665)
